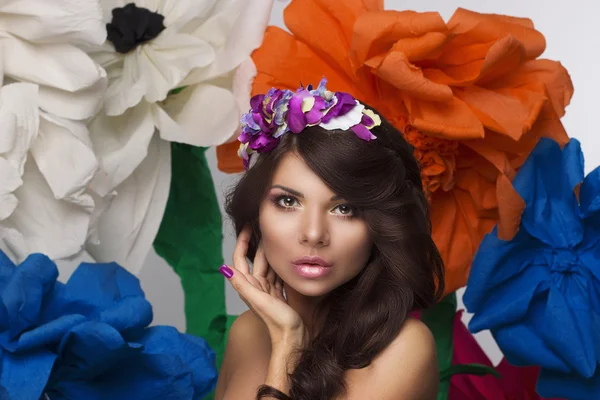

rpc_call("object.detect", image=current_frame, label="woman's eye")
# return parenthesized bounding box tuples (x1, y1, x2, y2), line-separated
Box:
(279, 196, 297, 207)
(334, 204, 354, 216)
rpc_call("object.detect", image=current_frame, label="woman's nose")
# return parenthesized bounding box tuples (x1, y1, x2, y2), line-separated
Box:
(298, 208, 330, 248)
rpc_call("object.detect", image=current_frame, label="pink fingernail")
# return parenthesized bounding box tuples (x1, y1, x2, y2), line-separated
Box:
(219, 265, 234, 279)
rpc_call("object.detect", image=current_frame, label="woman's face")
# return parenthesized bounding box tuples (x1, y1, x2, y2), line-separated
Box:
(258, 152, 373, 297)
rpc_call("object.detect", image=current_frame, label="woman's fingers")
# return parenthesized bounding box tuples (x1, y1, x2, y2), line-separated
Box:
(252, 243, 269, 278)
(266, 266, 276, 286)
(273, 275, 286, 302)
(221, 264, 269, 309)
(232, 226, 252, 275)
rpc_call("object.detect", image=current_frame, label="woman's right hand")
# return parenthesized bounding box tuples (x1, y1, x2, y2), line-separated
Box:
(220, 226, 308, 348)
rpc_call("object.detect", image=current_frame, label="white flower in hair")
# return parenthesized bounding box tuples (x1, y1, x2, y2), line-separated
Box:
(82, 0, 273, 272)
(0, 1, 107, 263)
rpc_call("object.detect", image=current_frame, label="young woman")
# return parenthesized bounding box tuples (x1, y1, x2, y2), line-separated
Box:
(214, 79, 445, 399)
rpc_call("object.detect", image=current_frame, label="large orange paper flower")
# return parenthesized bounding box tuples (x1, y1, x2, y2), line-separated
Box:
(217, 0, 573, 295)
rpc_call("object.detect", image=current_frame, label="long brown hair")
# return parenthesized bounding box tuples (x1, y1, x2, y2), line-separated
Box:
(225, 106, 444, 399)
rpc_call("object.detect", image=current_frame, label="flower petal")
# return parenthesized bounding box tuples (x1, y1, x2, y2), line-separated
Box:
(0, 82, 39, 172)
(537, 367, 600, 400)
(0, 253, 58, 338)
(157, 83, 239, 146)
(320, 101, 364, 131)
(580, 167, 600, 218)
(0, 348, 56, 400)
(182, 0, 273, 83)
(454, 85, 545, 141)
(160, 0, 218, 31)
(37, 71, 107, 120)
(226, 58, 258, 143)
(2, 36, 105, 93)
(513, 138, 583, 248)
(0, 0, 105, 46)
(0, 158, 21, 219)
(30, 113, 97, 208)
(137, 29, 215, 104)
(284, 0, 379, 81)
(66, 260, 146, 305)
(403, 95, 485, 139)
(86, 135, 171, 274)
(7, 158, 92, 261)
(88, 102, 155, 197)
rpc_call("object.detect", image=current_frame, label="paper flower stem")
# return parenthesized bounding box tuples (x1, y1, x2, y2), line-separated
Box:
(421, 293, 457, 400)
(440, 363, 502, 381)
(153, 143, 236, 400)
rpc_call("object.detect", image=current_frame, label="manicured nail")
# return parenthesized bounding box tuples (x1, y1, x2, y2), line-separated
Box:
(219, 265, 234, 279)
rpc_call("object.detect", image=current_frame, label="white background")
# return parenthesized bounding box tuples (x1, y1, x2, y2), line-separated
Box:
(124, 0, 599, 365)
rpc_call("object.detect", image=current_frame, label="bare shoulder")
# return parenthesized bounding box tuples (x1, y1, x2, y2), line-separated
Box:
(344, 317, 439, 399)
(388, 317, 437, 360)
(214, 311, 272, 399)
(228, 310, 270, 344)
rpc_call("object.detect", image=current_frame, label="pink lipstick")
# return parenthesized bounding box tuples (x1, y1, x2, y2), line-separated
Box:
(292, 256, 332, 278)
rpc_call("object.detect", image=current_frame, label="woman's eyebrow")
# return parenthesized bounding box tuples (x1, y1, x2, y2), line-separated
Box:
(270, 185, 342, 201)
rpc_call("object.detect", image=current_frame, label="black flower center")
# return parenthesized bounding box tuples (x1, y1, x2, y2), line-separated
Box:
(106, 3, 166, 54)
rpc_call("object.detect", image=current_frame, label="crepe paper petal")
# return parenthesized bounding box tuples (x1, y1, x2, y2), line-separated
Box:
(463, 138, 600, 398)
(93, 0, 273, 117)
(157, 83, 240, 147)
(134, 30, 214, 103)
(0, 0, 105, 46)
(153, 144, 235, 398)
(579, 168, 600, 218)
(0, 251, 217, 399)
(180, 0, 275, 84)
(537, 368, 600, 400)
(226, 58, 259, 143)
(0, 82, 96, 264)
(0, 83, 39, 176)
(2, 38, 105, 94)
(219, 0, 574, 296)
(30, 113, 97, 207)
(449, 309, 560, 400)
(0, 348, 56, 400)
(7, 158, 92, 262)
(37, 73, 108, 121)
(512, 139, 584, 248)
(48, 325, 216, 399)
(0, 82, 39, 222)
(0, 159, 21, 219)
(87, 135, 171, 274)
(88, 103, 156, 197)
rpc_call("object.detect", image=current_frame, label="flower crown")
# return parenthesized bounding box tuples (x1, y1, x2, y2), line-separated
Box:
(237, 77, 381, 169)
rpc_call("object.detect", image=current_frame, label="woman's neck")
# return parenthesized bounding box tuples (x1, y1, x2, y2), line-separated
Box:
(283, 283, 327, 341)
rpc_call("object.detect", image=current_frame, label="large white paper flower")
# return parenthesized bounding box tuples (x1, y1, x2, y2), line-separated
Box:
(0, 0, 107, 119)
(0, 0, 107, 263)
(82, 0, 273, 272)
(0, 83, 99, 263)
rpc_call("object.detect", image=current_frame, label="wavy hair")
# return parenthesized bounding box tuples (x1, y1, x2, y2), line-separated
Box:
(225, 105, 445, 400)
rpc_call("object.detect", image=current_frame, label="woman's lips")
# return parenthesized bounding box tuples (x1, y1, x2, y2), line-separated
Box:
(292, 264, 332, 278)
(291, 256, 333, 278)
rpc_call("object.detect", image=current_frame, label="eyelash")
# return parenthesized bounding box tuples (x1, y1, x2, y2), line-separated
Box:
(270, 194, 356, 220)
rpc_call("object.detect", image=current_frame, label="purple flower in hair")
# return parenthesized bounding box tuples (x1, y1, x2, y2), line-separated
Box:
(286, 89, 328, 133)
(237, 76, 382, 169)
(321, 92, 356, 123)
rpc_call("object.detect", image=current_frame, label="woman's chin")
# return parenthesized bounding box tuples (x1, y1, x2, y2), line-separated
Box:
(286, 278, 337, 298)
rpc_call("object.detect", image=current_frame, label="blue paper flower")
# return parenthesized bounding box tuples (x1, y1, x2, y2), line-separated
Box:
(463, 138, 600, 400)
(0, 250, 218, 399)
